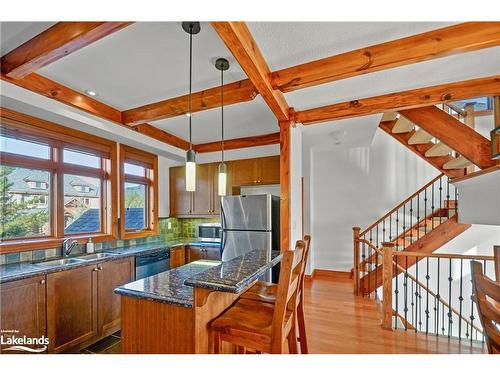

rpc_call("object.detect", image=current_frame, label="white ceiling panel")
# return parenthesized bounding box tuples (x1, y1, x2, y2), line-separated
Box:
(248, 22, 455, 71)
(37, 22, 247, 110)
(0, 21, 56, 56)
(151, 95, 277, 144)
(286, 46, 500, 111)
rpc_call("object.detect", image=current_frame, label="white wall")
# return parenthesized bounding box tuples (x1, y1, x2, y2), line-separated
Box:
(308, 129, 439, 271)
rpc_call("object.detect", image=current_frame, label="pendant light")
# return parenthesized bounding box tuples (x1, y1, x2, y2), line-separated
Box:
(182, 22, 200, 192)
(215, 58, 229, 196)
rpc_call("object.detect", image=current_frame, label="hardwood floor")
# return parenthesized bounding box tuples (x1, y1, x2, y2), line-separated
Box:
(81, 275, 486, 354)
(303, 275, 486, 354)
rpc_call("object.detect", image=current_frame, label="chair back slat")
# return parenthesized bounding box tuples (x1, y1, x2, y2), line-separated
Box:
(471, 260, 500, 354)
(272, 240, 305, 351)
(298, 235, 311, 294)
(494, 245, 500, 281)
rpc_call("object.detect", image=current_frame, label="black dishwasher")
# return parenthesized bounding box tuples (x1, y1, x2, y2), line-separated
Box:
(135, 249, 170, 279)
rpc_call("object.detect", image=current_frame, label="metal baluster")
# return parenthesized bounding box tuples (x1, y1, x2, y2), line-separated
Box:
(404, 256, 408, 331)
(389, 213, 392, 242)
(382, 220, 386, 243)
(417, 192, 420, 240)
(482, 260, 486, 343)
(402, 204, 406, 249)
(424, 187, 428, 235)
(409, 198, 413, 245)
(431, 183, 435, 230)
(458, 259, 464, 341)
(395, 255, 399, 329)
(439, 177, 443, 225)
(448, 258, 453, 337)
(425, 257, 430, 335)
(416, 256, 421, 332)
(395, 209, 399, 250)
(371, 228, 376, 300)
(446, 177, 451, 219)
(411, 274, 415, 330)
(470, 271, 475, 344)
(436, 258, 441, 335)
(361, 236, 366, 298)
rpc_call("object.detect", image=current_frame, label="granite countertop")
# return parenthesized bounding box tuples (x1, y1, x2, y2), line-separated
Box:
(114, 260, 221, 308)
(184, 250, 282, 293)
(114, 249, 281, 307)
(0, 238, 221, 284)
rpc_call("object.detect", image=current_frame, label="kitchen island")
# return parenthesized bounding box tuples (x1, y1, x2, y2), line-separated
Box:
(114, 249, 281, 354)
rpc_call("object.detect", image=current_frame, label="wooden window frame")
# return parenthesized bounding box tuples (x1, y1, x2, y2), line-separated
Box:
(0, 108, 118, 254)
(119, 144, 158, 240)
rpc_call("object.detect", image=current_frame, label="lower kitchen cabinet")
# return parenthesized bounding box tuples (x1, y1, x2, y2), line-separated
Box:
(97, 257, 135, 337)
(46, 264, 98, 353)
(0, 275, 47, 353)
(187, 245, 221, 262)
(170, 245, 186, 269)
(46, 257, 134, 353)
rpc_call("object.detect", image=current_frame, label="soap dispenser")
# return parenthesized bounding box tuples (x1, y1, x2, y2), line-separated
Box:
(86, 238, 95, 254)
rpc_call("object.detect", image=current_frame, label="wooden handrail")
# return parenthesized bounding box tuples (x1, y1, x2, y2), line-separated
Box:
(360, 173, 444, 236)
(394, 251, 494, 261)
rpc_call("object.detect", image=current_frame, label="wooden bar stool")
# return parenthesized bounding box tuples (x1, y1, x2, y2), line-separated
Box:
(240, 235, 311, 354)
(210, 240, 306, 354)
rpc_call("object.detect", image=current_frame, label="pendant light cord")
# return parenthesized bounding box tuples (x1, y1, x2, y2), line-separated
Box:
(221, 67, 224, 163)
(188, 26, 193, 150)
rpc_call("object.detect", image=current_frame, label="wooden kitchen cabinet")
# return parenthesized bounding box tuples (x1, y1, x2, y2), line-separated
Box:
(170, 245, 186, 268)
(187, 245, 221, 262)
(192, 163, 212, 216)
(232, 156, 280, 186)
(0, 275, 47, 353)
(97, 257, 135, 337)
(170, 166, 193, 216)
(46, 264, 97, 353)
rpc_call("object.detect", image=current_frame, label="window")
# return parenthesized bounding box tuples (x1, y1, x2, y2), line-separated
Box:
(0, 109, 117, 253)
(120, 145, 158, 239)
(1, 166, 51, 240)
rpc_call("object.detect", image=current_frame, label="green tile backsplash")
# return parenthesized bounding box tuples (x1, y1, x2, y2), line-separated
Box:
(0, 217, 219, 265)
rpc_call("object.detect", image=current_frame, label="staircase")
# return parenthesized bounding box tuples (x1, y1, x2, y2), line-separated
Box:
(354, 174, 471, 296)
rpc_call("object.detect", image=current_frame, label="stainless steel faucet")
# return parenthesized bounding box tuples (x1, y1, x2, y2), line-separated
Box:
(62, 238, 78, 257)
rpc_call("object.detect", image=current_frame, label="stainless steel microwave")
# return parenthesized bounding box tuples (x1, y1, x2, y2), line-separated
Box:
(198, 223, 222, 243)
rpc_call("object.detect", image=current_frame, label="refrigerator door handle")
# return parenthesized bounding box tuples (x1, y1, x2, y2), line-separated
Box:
(221, 202, 227, 254)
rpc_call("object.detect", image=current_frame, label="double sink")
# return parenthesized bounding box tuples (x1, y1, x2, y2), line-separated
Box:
(34, 252, 117, 267)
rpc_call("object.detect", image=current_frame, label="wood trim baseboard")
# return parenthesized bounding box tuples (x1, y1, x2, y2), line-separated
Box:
(305, 269, 352, 280)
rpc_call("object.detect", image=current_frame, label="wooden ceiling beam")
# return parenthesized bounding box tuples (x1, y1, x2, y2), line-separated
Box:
(0, 73, 189, 151)
(122, 79, 257, 126)
(295, 75, 500, 125)
(134, 124, 190, 150)
(1, 72, 123, 123)
(211, 22, 290, 121)
(272, 22, 500, 92)
(1, 22, 132, 79)
(193, 132, 280, 153)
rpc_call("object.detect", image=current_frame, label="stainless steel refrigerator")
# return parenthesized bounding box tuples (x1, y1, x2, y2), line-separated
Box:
(220, 194, 280, 261)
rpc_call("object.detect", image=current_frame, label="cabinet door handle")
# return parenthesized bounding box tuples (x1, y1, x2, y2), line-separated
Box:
(98, 266, 103, 271)
(40, 279, 45, 284)
(93, 268, 98, 272)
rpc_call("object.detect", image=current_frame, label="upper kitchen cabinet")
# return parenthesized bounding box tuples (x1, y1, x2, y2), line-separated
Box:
(169, 156, 278, 218)
(232, 156, 280, 186)
(170, 166, 193, 216)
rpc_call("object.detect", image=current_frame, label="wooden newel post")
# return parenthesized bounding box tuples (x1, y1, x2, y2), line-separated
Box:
(382, 242, 395, 330)
(352, 227, 361, 295)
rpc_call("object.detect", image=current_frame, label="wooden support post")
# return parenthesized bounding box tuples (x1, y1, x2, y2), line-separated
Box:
(352, 227, 361, 295)
(381, 242, 395, 330)
(464, 103, 476, 174)
(279, 109, 294, 252)
(494, 245, 500, 281)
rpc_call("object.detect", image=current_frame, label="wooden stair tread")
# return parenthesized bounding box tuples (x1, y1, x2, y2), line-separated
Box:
(381, 112, 398, 122)
(408, 128, 433, 145)
(425, 142, 452, 157)
(443, 156, 473, 170)
(391, 116, 414, 134)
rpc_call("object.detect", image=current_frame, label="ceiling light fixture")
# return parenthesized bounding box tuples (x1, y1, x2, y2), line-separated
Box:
(215, 57, 229, 196)
(182, 21, 201, 192)
(85, 90, 97, 97)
